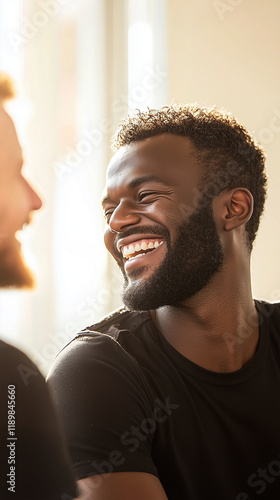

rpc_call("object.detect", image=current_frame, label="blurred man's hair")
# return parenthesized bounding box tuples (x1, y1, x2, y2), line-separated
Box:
(112, 104, 267, 251)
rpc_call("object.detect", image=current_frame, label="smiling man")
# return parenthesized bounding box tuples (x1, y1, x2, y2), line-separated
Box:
(0, 74, 77, 500)
(49, 105, 280, 499)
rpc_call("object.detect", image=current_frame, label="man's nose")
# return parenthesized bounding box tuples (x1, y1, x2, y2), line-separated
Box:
(26, 179, 43, 211)
(109, 201, 141, 234)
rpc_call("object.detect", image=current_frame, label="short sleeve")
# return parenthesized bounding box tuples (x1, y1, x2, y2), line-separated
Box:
(47, 333, 159, 481)
(0, 341, 77, 500)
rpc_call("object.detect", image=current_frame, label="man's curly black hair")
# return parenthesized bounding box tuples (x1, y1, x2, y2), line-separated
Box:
(112, 104, 267, 251)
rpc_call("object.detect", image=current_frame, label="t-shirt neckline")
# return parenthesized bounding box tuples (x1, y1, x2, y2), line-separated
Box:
(147, 300, 269, 386)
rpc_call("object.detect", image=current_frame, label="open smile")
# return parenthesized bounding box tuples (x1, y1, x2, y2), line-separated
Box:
(122, 238, 164, 260)
(118, 238, 166, 275)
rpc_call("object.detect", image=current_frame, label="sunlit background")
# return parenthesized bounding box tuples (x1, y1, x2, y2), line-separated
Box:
(0, 0, 279, 374)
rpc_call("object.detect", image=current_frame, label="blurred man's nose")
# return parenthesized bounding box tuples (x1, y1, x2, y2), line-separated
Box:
(27, 180, 43, 211)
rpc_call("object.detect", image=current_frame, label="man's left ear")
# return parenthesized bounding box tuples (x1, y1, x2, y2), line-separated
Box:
(219, 188, 254, 231)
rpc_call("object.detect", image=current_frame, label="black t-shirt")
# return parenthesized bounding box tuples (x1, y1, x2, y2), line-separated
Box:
(48, 301, 280, 499)
(0, 340, 77, 500)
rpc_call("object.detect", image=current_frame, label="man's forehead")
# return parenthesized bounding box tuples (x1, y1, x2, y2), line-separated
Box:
(107, 144, 131, 176)
(106, 134, 200, 192)
(0, 107, 22, 165)
(107, 134, 197, 177)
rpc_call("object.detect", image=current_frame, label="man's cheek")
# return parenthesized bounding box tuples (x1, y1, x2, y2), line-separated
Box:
(104, 231, 116, 256)
(103, 229, 110, 249)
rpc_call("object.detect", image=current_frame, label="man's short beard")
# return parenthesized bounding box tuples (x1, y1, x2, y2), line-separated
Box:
(0, 238, 34, 289)
(120, 204, 224, 311)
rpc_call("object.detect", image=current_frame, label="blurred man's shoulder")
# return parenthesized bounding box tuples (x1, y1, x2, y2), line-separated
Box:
(0, 339, 46, 397)
(0, 339, 40, 372)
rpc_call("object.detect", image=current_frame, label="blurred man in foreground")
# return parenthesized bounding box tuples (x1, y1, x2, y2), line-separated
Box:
(0, 73, 77, 500)
(49, 104, 280, 499)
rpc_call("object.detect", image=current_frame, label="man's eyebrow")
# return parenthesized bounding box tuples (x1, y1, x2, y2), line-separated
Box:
(101, 175, 171, 206)
(128, 175, 170, 190)
(101, 194, 113, 206)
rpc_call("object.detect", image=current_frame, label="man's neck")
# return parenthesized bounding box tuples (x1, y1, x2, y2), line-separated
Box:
(151, 267, 259, 373)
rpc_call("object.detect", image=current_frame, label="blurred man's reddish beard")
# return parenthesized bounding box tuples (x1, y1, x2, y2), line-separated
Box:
(0, 237, 34, 288)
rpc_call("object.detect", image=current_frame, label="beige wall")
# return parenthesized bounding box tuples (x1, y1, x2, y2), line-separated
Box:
(166, 0, 280, 300)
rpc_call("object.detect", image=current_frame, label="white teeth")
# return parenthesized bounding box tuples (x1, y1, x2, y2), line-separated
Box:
(122, 240, 164, 258)
(128, 252, 145, 260)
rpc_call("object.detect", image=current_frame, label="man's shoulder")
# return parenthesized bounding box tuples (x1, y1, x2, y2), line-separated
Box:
(51, 308, 151, 370)
(0, 340, 49, 408)
(49, 308, 156, 402)
(255, 299, 280, 321)
(0, 339, 40, 373)
(81, 307, 151, 340)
